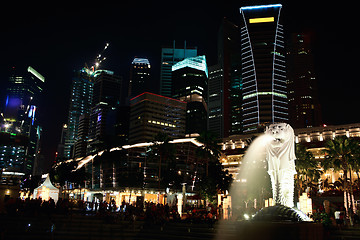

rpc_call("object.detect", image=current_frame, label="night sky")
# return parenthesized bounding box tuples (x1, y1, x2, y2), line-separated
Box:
(1, 1, 359, 169)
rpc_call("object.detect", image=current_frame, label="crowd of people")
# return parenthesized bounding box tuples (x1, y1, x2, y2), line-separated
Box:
(5, 196, 360, 230)
(3, 197, 71, 216)
(2, 197, 222, 227)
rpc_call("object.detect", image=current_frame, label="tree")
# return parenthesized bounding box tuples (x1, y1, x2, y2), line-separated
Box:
(295, 144, 322, 200)
(196, 131, 221, 177)
(149, 132, 176, 191)
(196, 131, 232, 204)
(197, 160, 233, 204)
(321, 136, 360, 226)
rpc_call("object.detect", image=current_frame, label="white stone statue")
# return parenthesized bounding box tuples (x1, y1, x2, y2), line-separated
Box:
(265, 123, 296, 208)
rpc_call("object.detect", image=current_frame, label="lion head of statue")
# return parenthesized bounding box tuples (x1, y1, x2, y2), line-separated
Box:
(265, 123, 293, 146)
(265, 123, 296, 163)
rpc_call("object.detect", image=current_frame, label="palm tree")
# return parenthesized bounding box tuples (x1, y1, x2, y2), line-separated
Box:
(295, 144, 322, 199)
(321, 136, 360, 226)
(196, 131, 221, 177)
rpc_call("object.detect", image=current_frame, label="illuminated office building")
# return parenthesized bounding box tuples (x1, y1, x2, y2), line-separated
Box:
(129, 92, 186, 144)
(287, 33, 322, 128)
(1, 66, 44, 174)
(88, 70, 122, 153)
(160, 41, 197, 97)
(128, 58, 151, 98)
(64, 68, 94, 159)
(240, 4, 288, 133)
(172, 55, 208, 135)
(74, 114, 90, 158)
(208, 19, 242, 138)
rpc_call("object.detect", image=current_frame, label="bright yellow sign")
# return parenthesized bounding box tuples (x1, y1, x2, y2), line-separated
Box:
(249, 17, 274, 24)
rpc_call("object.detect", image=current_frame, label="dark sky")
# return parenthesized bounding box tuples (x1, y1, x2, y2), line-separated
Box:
(1, 1, 359, 168)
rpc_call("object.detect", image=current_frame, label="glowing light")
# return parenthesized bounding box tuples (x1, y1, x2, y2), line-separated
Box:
(172, 55, 208, 78)
(243, 91, 287, 100)
(67, 137, 204, 171)
(28, 105, 36, 125)
(132, 58, 150, 65)
(130, 92, 186, 104)
(147, 120, 176, 128)
(298, 192, 312, 217)
(249, 17, 274, 24)
(27, 66, 45, 82)
(2, 171, 25, 176)
(240, 4, 282, 11)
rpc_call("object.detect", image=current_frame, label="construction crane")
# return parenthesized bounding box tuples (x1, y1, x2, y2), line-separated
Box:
(85, 42, 110, 74)
(93, 42, 109, 70)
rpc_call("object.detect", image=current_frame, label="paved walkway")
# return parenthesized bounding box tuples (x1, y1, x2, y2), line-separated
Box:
(5, 213, 359, 240)
(328, 226, 360, 240)
(0, 213, 216, 240)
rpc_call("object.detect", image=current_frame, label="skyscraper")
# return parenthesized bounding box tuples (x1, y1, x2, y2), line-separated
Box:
(128, 57, 151, 98)
(172, 55, 208, 135)
(88, 70, 122, 153)
(208, 18, 242, 138)
(287, 33, 322, 128)
(64, 68, 94, 159)
(0, 66, 44, 174)
(74, 113, 90, 158)
(160, 41, 197, 97)
(240, 4, 288, 133)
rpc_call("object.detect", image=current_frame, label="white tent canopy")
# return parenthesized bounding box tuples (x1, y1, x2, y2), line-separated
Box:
(33, 175, 59, 202)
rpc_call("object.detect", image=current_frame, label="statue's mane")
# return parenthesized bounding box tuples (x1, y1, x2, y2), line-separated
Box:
(265, 123, 296, 162)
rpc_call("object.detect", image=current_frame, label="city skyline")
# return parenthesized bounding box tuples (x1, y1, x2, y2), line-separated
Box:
(1, 1, 359, 166)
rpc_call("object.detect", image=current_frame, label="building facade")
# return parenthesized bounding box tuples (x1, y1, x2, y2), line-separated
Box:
(128, 58, 151, 98)
(240, 4, 288, 133)
(74, 114, 90, 158)
(172, 55, 208, 135)
(208, 18, 242, 138)
(56, 137, 205, 204)
(64, 68, 94, 159)
(88, 70, 122, 154)
(160, 41, 197, 97)
(287, 33, 322, 128)
(129, 92, 186, 144)
(221, 123, 360, 186)
(0, 66, 44, 175)
(208, 64, 224, 137)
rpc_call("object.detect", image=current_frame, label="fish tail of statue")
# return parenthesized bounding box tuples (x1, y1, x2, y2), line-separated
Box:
(278, 169, 296, 208)
(268, 170, 280, 205)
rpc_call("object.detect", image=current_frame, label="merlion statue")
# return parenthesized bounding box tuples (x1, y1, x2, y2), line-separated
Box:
(265, 123, 296, 208)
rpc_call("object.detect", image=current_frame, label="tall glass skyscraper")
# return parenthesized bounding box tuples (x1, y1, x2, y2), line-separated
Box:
(240, 4, 288, 133)
(160, 41, 197, 97)
(128, 57, 151, 98)
(64, 68, 94, 159)
(1, 66, 44, 174)
(287, 33, 322, 128)
(208, 19, 242, 138)
(172, 55, 208, 135)
(88, 70, 122, 154)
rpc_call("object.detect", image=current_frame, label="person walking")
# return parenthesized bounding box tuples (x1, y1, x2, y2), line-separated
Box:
(335, 209, 342, 230)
